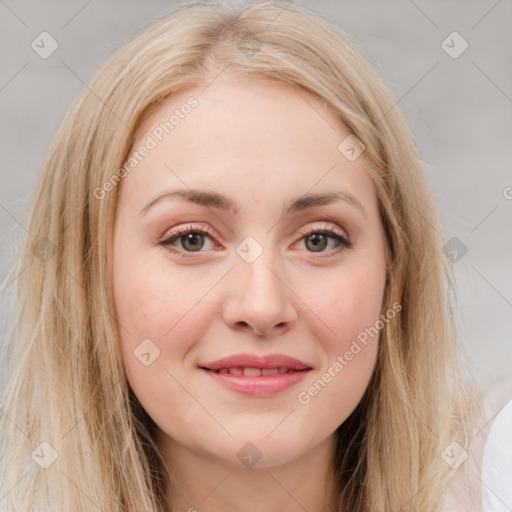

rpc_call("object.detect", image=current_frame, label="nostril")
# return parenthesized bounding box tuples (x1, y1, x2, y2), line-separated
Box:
(235, 321, 251, 331)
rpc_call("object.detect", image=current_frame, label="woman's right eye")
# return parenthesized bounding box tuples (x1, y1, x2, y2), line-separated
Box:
(159, 225, 216, 256)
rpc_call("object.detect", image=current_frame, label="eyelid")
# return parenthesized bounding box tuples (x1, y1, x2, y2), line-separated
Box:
(296, 221, 349, 242)
(158, 220, 351, 257)
(160, 222, 216, 241)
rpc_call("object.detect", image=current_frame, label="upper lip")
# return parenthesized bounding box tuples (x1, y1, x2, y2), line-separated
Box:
(199, 353, 312, 371)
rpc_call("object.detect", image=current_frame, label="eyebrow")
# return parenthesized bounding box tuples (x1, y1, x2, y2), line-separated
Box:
(138, 187, 366, 218)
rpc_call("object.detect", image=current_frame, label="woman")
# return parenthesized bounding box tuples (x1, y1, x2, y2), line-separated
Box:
(0, 1, 489, 510)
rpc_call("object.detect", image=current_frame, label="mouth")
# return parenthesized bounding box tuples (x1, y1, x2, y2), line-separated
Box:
(200, 367, 311, 396)
(198, 353, 312, 396)
(202, 366, 309, 376)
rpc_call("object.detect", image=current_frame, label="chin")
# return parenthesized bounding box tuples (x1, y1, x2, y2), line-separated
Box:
(207, 429, 321, 470)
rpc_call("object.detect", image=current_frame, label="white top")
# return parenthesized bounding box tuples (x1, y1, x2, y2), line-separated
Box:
(441, 377, 512, 512)
(481, 399, 512, 511)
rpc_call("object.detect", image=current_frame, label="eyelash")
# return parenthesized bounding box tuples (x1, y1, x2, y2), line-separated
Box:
(158, 222, 352, 258)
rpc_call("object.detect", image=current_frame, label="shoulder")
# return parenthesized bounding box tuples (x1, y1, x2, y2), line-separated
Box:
(441, 376, 512, 512)
(480, 379, 512, 512)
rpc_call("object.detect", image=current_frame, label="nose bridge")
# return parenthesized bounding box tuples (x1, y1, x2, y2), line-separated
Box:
(236, 237, 285, 307)
(222, 235, 297, 335)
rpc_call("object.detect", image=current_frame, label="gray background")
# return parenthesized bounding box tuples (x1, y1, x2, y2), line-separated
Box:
(1, 0, 511, 389)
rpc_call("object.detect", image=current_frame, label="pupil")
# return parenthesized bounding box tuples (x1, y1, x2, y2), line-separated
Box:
(182, 233, 204, 251)
(307, 233, 327, 252)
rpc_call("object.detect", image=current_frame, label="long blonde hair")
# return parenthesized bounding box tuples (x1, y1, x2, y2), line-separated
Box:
(0, 1, 481, 510)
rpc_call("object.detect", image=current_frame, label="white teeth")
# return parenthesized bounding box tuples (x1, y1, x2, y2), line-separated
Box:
(243, 367, 262, 377)
(213, 367, 292, 376)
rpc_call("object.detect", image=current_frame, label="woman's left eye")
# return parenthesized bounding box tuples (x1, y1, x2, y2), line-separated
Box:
(159, 222, 351, 258)
(297, 227, 351, 254)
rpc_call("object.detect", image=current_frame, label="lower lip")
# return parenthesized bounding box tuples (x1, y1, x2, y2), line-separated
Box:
(201, 368, 311, 396)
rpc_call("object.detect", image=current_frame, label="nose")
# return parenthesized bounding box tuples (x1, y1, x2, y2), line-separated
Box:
(221, 250, 298, 338)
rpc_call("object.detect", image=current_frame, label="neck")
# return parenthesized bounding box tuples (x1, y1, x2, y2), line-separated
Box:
(157, 431, 337, 512)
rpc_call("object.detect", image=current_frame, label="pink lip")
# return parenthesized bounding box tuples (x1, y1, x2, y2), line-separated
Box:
(199, 353, 311, 371)
(202, 369, 310, 395)
(198, 353, 312, 396)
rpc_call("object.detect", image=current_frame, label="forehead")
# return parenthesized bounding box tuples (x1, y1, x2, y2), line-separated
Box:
(123, 76, 376, 213)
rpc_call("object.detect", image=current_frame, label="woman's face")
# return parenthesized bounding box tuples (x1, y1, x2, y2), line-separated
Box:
(112, 76, 388, 468)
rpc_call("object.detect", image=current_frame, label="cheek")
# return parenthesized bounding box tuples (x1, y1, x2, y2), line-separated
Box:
(302, 264, 385, 352)
(113, 254, 218, 363)
(294, 262, 385, 415)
